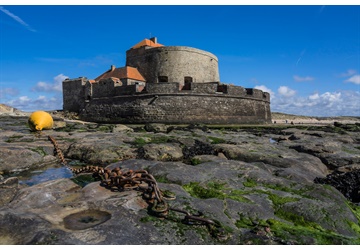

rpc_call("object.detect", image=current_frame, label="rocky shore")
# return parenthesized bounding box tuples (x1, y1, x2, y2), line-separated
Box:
(1, 108, 360, 245)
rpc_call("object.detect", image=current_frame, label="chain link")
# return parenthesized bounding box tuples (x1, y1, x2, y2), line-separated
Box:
(48, 135, 228, 240)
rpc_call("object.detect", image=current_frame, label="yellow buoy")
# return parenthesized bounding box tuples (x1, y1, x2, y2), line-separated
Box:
(28, 111, 54, 131)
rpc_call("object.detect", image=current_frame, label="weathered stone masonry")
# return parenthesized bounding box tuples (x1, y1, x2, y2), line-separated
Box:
(63, 38, 271, 124)
(126, 46, 219, 85)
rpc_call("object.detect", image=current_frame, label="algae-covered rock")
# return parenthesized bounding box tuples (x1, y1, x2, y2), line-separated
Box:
(138, 143, 184, 161)
(1, 114, 360, 245)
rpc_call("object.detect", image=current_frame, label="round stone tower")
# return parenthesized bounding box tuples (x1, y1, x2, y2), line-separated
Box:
(126, 42, 219, 84)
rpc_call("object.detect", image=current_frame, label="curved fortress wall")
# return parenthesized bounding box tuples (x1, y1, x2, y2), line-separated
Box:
(79, 82, 271, 124)
(126, 46, 220, 84)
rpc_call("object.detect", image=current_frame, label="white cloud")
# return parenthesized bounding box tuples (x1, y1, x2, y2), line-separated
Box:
(309, 93, 319, 100)
(6, 95, 62, 112)
(293, 75, 314, 82)
(340, 69, 356, 77)
(6, 96, 29, 107)
(32, 74, 68, 93)
(254, 85, 275, 98)
(310, 92, 342, 108)
(0, 6, 36, 32)
(3, 74, 67, 111)
(18, 96, 31, 102)
(278, 86, 296, 97)
(271, 90, 360, 117)
(345, 75, 360, 85)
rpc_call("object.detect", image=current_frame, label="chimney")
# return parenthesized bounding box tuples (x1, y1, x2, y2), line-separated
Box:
(110, 65, 116, 71)
(150, 37, 157, 44)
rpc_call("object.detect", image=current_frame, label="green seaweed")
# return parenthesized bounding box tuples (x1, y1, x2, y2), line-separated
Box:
(140, 216, 160, 223)
(347, 220, 360, 235)
(133, 137, 148, 147)
(183, 181, 252, 203)
(150, 135, 172, 144)
(235, 213, 254, 229)
(29, 146, 47, 157)
(348, 202, 360, 221)
(183, 182, 225, 200)
(190, 158, 202, 165)
(153, 175, 171, 184)
(95, 126, 110, 132)
(267, 219, 360, 245)
(267, 193, 300, 207)
(227, 190, 253, 203)
(243, 178, 257, 188)
(345, 202, 360, 235)
(207, 136, 226, 144)
(206, 181, 226, 190)
(247, 190, 360, 244)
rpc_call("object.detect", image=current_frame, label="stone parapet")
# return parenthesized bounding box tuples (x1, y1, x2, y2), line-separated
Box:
(80, 93, 271, 124)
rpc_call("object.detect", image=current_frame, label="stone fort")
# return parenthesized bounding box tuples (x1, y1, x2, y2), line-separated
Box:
(62, 38, 271, 124)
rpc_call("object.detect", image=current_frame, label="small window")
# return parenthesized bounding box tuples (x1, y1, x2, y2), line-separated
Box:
(217, 85, 224, 93)
(184, 76, 193, 84)
(158, 76, 168, 82)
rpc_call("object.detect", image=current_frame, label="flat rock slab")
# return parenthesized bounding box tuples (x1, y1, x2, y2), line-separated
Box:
(1, 157, 359, 244)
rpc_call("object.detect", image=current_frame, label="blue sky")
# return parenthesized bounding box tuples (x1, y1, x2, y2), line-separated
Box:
(0, 5, 359, 117)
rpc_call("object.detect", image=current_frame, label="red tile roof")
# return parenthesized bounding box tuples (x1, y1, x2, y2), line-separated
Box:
(95, 66, 145, 82)
(131, 39, 164, 49)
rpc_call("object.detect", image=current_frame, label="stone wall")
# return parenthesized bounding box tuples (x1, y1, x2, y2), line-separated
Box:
(79, 93, 271, 124)
(122, 78, 145, 86)
(246, 88, 266, 100)
(91, 78, 122, 98)
(146, 82, 181, 93)
(186, 82, 219, 94)
(113, 84, 144, 96)
(62, 77, 86, 112)
(145, 82, 220, 94)
(126, 46, 219, 84)
(63, 77, 271, 124)
(223, 85, 247, 96)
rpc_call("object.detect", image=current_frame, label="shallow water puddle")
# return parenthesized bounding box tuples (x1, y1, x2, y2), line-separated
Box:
(18, 166, 74, 186)
(269, 138, 277, 144)
(6, 159, 90, 186)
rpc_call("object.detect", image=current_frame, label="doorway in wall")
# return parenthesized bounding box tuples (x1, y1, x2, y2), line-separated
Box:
(183, 76, 192, 90)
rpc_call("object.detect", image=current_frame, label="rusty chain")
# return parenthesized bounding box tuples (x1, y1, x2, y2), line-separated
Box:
(48, 135, 67, 165)
(48, 135, 228, 240)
